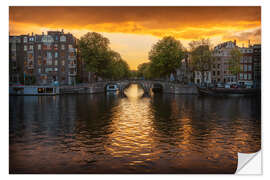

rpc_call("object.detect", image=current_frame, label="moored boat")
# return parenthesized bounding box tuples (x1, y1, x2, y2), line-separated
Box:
(197, 87, 260, 96)
(106, 84, 118, 91)
(9, 85, 60, 96)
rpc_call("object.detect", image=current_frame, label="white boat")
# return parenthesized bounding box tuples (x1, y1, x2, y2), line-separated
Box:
(106, 84, 118, 91)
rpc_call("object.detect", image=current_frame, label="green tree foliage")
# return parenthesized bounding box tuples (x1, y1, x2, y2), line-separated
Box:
(189, 39, 214, 84)
(108, 51, 131, 80)
(136, 62, 152, 79)
(228, 48, 242, 82)
(148, 36, 185, 78)
(78, 32, 130, 80)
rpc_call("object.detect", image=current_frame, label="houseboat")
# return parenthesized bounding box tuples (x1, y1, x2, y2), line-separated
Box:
(197, 86, 260, 96)
(9, 85, 60, 96)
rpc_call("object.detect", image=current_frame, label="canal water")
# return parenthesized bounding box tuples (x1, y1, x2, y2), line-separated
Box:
(9, 84, 261, 174)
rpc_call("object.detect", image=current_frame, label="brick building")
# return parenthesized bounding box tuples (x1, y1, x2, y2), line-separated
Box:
(238, 46, 253, 86)
(9, 30, 77, 85)
(252, 44, 261, 88)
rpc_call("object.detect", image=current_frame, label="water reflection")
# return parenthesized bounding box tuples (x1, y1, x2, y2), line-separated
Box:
(9, 84, 260, 173)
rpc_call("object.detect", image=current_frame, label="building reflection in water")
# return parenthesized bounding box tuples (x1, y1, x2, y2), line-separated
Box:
(9, 84, 260, 174)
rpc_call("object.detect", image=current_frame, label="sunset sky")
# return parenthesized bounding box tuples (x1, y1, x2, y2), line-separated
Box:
(9, 6, 261, 70)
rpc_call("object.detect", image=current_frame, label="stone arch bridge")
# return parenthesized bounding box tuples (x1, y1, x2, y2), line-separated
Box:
(95, 80, 198, 96)
(60, 80, 198, 95)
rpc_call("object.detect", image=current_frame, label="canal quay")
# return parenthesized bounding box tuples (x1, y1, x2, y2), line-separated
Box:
(9, 80, 199, 96)
(9, 83, 261, 174)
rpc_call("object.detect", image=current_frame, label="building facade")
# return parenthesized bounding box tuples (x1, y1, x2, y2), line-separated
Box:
(212, 40, 261, 87)
(252, 44, 261, 88)
(212, 41, 237, 84)
(238, 46, 253, 86)
(9, 30, 77, 85)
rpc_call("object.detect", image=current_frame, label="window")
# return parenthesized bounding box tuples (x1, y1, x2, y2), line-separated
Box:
(240, 57, 243, 63)
(244, 73, 247, 80)
(55, 68, 58, 71)
(28, 53, 33, 60)
(244, 57, 247, 63)
(240, 65, 243, 71)
(61, 44, 65, 50)
(60, 35, 66, 42)
(38, 68, 41, 73)
(218, 64, 220, 69)
(244, 65, 247, 72)
(24, 45, 27, 51)
(47, 52, 52, 59)
(213, 71, 215, 76)
(240, 73, 243, 79)
(248, 65, 252, 71)
(55, 52, 58, 58)
(23, 37, 28, 43)
(47, 44, 51, 50)
(54, 44, 58, 50)
(68, 44, 73, 49)
(248, 57, 252, 63)
(29, 37, 34, 42)
(61, 67, 65, 72)
(45, 68, 53, 73)
(55, 36, 59, 41)
(62, 60, 65, 66)
(54, 60, 58, 66)
(217, 71, 220, 76)
(38, 56, 42, 65)
(38, 44, 41, 50)
(248, 74, 252, 80)
(29, 45, 33, 50)
(47, 59, 52, 65)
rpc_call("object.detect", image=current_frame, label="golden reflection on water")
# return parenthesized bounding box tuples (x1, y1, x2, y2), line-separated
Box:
(104, 84, 156, 166)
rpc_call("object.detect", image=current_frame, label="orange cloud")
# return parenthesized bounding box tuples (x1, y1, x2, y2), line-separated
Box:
(9, 6, 261, 69)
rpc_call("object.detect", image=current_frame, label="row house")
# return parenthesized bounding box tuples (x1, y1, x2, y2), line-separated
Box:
(9, 36, 23, 83)
(238, 46, 253, 86)
(252, 44, 261, 88)
(9, 30, 77, 85)
(212, 41, 237, 84)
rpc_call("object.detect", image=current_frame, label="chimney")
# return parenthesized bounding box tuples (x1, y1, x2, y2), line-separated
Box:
(31, 32, 34, 36)
(248, 40, 251, 47)
(61, 29, 64, 34)
(234, 40, 236, 46)
(42, 32, 44, 35)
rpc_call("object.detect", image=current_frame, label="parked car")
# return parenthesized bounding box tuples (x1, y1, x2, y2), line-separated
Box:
(225, 84, 230, 88)
(216, 83, 224, 88)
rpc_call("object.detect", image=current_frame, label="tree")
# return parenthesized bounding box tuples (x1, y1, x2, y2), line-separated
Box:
(228, 48, 242, 83)
(77, 32, 112, 78)
(137, 62, 155, 80)
(189, 39, 214, 86)
(137, 62, 149, 78)
(148, 36, 185, 79)
(108, 51, 131, 80)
